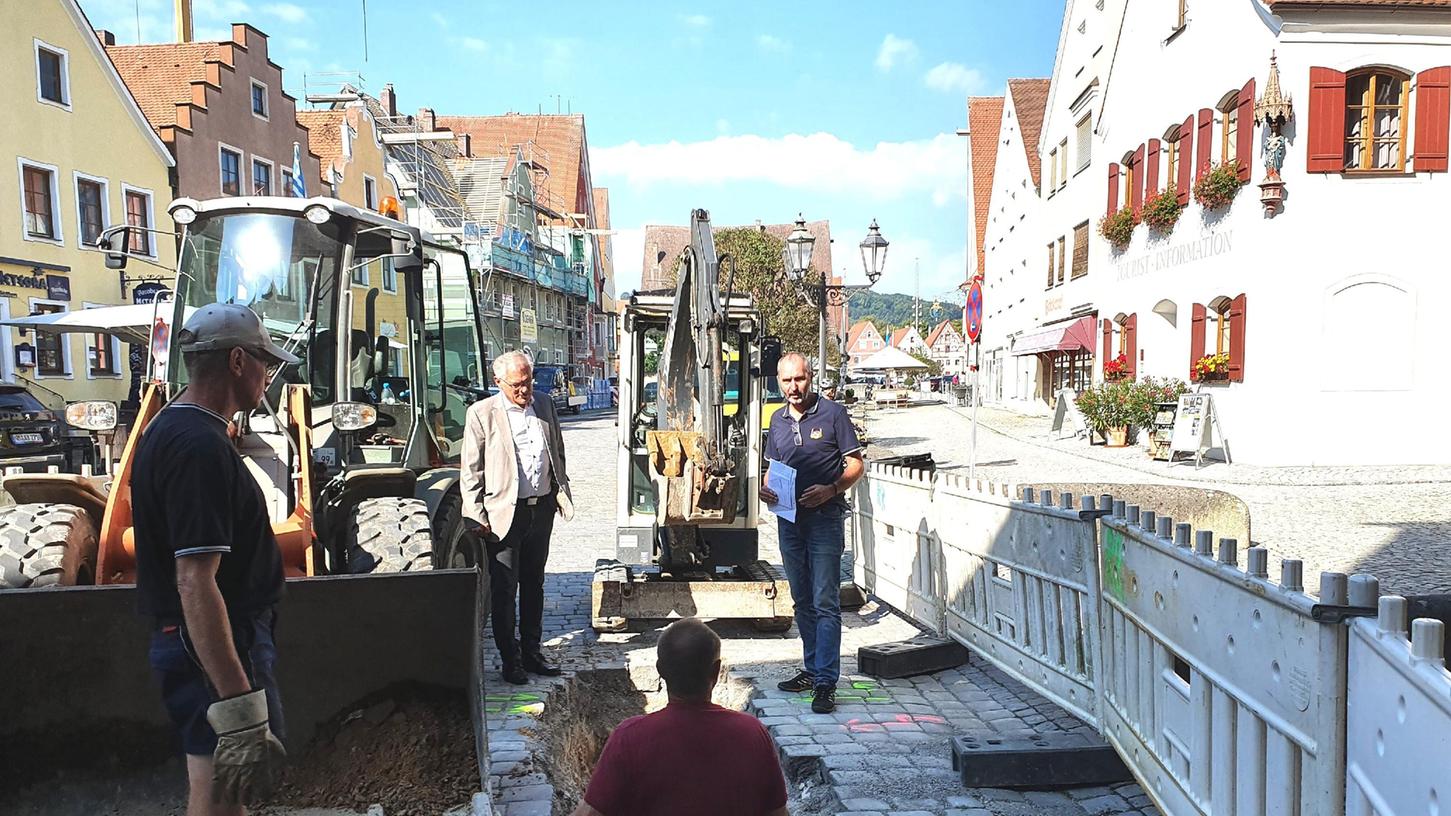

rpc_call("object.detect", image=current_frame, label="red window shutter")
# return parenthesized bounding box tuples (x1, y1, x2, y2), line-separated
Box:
(1308, 67, 1348, 172)
(1228, 294, 1247, 382)
(1177, 114, 1194, 204)
(1189, 303, 1207, 379)
(1131, 144, 1146, 215)
(1145, 139, 1161, 196)
(1102, 318, 1113, 370)
(1236, 78, 1256, 181)
(1106, 162, 1120, 218)
(1124, 314, 1138, 380)
(1196, 108, 1214, 181)
(1414, 66, 1451, 172)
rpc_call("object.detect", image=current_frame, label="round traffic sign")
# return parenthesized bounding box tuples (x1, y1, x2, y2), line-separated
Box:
(965, 279, 983, 344)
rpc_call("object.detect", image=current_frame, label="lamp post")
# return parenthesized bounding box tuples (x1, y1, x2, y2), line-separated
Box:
(783, 216, 889, 385)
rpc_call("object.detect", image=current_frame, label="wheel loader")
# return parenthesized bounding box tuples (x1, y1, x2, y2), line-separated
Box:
(594, 208, 795, 631)
(0, 196, 490, 791)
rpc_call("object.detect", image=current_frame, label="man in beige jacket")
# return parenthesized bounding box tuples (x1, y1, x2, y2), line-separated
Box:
(462, 351, 574, 685)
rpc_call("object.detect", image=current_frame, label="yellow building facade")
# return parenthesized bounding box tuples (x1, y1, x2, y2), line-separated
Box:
(3, 0, 176, 405)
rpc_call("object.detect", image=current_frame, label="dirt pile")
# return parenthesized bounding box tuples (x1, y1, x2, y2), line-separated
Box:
(269, 683, 476, 816)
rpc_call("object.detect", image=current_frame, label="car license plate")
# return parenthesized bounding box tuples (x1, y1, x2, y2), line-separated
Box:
(11, 433, 44, 445)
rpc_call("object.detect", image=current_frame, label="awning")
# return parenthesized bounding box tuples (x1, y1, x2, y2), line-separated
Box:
(1011, 315, 1097, 356)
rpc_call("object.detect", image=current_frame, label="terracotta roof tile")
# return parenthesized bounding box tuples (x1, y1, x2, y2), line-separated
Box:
(436, 114, 589, 220)
(296, 109, 344, 185)
(926, 320, 953, 348)
(967, 96, 1004, 277)
(846, 320, 876, 349)
(890, 327, 910, 347)
(1008, 78, 1051, 189)
(106, 42, 222, 128)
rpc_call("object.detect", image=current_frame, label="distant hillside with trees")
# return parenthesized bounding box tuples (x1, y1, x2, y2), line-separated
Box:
(847, 291, 965, 338)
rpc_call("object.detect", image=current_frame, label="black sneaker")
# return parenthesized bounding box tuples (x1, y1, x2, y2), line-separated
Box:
(777, 670, 815, 693)
(811, 685, 836, 713)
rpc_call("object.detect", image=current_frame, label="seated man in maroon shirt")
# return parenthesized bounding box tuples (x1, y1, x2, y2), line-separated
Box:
(573, 618, 789, 816)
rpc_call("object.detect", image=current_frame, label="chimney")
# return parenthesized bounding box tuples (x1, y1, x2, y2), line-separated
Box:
(457, 133, 472, 157)
(380, 83, 397, 118)
(96, 29, 117, 46)
(418, 107, 436, 131)
(175, 0, 194, 42)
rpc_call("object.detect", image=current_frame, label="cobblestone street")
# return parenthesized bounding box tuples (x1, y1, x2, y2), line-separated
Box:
(484, 412, 1159, 816)
(863, 402, 1451, 595)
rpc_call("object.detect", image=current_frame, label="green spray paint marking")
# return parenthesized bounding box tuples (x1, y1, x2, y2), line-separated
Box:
(1102, 526, 1126, 604)
(483, 692, 545, 716)
(788, 680, 891, 705)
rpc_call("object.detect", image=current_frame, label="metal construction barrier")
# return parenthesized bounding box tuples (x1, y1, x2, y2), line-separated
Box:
(1342, 597, 1451, 816)
(850, 464, 1447, 816)
(1097, 505, 1355, 816)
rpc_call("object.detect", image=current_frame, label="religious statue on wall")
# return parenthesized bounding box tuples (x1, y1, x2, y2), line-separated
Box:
(1254, 53, 1294, 215)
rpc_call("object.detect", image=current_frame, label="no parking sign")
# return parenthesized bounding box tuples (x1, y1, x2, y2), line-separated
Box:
(965, 279, 983, 344)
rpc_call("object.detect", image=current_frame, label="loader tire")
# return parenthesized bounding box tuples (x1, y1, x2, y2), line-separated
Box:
(346, 497, 433, 574)
(432, 489, 480, 570)
(0, 503, 99, 589)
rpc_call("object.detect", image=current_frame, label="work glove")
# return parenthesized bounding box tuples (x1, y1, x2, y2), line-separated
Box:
(206, 688, 287, 805)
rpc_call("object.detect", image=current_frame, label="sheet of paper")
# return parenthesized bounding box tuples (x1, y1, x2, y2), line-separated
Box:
(765, 459, 797, 523)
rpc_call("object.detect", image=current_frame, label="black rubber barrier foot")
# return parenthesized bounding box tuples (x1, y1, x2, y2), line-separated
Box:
(951, 731, 1134, 789)
(858, 635, 969, 679)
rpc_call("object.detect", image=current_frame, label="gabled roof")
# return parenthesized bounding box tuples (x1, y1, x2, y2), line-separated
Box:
(890, 326, 921, 347)
(296, 109, 344, 185)
(357, 92, 469, 229)
(846, 320, 877, 349)
(925, 320, 958, 348)
(1007, 79, 1051, 188)
(437, 114, 588, 219)
(106, 42, 221, 128)
(967, 96, 1005, 277)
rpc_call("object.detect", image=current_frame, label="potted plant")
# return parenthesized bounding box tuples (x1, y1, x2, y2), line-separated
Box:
(1075, 379, 1141, 447)
(1191, 352, 1231, 382)
(1103, 353, 1130, 382)
(1192, 160, 1244, 210)
(1097, 205, 1137, 249)
(1142, 186, 1184, 233)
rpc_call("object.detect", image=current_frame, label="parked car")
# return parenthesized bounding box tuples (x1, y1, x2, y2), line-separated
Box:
(0, 384, 69, 473)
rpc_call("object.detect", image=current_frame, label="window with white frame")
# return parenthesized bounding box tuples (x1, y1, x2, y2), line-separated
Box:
(1076, 115, 1092, 170)
(252, 158, 272, 195)
(364, 176, 377, 210)
(352, 261, 369, 287)
(75, 174, 108, 248)
(35, 40, 70, 108)
(20, 160, 61, 242)
(1057, 139, 1069, 189)
(281, 166, 295, 196)
(1048, 147, 1059, 194)
(124, 186, 155, 257)
(30, 301, 69, 377)
(220, 146, 242, 196)
(84, 302, 122, 377)
(250, 80, 268, 119)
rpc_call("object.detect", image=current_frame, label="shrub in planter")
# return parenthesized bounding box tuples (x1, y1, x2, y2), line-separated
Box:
(1192, 161, 1244, 210)
(1137, 376, 1191, 411)
(1142, 187, 1184, 233)
(1075, 379, 1141, 434)
(1097, 206, 1137, 249)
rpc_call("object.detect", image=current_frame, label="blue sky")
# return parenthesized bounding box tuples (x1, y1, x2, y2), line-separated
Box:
(83, 0, 1064, 298)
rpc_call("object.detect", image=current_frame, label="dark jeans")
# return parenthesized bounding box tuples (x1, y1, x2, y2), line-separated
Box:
(487, 495, 556, 665)
(778, 504, 846, 688)
(148, 608, 284, 755)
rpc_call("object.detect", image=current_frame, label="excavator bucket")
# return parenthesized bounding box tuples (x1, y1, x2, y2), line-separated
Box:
(0, 570, 488, 802)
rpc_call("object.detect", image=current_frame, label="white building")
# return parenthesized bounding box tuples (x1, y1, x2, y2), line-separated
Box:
(888, 325, 929, 357)
(845, 319, 886, 370)
(977, 81, 1052, 411)
(1090, 0, 1451, 465)
(925, 319, 968, 377)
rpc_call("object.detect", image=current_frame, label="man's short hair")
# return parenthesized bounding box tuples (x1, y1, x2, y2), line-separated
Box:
(778, 352, 811, 378)
(492, 350, 532, 380)
(656, 617, 721, 697)
(182, 348, 233, 383)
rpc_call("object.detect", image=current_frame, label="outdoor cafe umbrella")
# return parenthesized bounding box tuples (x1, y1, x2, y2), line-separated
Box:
(855, 345, 929, 372)
(0, 303, 196, 346)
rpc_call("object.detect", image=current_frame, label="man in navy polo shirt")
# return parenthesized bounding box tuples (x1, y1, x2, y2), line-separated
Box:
(759, 352, 864, 713)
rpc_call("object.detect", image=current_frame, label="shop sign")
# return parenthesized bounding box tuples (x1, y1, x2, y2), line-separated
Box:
(0, 271, 71, 301)
(520, 308, 538, 344)
(1115, 229, 1234, 281)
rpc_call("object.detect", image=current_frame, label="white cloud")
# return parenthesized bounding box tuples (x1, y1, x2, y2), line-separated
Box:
(678, 14, 712, 28)
(593, 132, 967, 206)
(430, 12, 449, 27)
(875, 34, 918, 72)
(756, 34, 791, 54)
(923, 62, 985, 95)
(260, 2, 307, 23)
(453, 36, 488, 54)
(280, 36, 315, 52)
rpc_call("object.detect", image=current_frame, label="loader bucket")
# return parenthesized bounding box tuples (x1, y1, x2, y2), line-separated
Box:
(0, 570, 488, 800)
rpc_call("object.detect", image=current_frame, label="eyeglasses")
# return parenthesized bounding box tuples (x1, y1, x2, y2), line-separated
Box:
(241, 347, 283, 377)
(500, 378, 532, 392)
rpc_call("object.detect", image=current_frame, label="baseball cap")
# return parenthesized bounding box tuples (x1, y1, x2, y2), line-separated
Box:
(176, 303, 300, 365)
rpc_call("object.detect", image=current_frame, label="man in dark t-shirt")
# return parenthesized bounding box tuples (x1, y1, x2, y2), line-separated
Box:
(133, 303, 297, 813)
(574, 618, 788, 816)
(759, 352, 865, 714)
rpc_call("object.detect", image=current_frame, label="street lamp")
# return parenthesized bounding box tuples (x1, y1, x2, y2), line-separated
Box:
(779, 214, 889, 384)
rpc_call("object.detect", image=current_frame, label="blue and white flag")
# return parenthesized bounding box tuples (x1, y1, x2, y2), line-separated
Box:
(289, 141, 306, 197)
